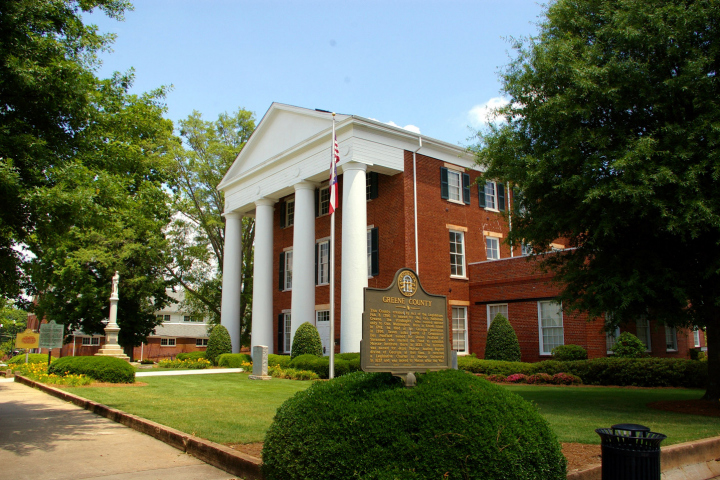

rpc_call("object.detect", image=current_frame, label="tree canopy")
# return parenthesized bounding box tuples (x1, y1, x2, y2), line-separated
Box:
(474, 0, 720, 398)
(166, 109, 256, 345)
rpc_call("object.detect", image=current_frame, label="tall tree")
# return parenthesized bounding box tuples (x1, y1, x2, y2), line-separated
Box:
(28, 72, 178, 351)
(0, 0, 131, 300)
(167, 109, 256, 345)
(475, 0, 720, 398)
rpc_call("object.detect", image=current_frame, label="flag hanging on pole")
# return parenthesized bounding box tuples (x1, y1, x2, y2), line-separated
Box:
(329, 120, 340, 214)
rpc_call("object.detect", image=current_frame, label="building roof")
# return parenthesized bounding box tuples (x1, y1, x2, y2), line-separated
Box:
(151, 322, 209, 338)
(218, 102, 478, 215)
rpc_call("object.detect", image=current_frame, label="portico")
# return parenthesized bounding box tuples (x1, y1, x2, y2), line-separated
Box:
(217, 103, 465, 354)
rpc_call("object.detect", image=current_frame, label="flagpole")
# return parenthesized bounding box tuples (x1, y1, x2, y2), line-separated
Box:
(329, 113, 336, 380)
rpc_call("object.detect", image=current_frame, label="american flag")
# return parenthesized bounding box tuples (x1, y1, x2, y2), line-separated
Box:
(329, 127, 340, 214)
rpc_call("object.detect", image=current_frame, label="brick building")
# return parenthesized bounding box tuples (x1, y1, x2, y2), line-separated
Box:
(218, 103, 704, 361)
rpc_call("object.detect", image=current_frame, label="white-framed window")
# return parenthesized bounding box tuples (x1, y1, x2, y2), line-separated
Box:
(606, 327, 621, 354)
(317, 241, 329, 285)
(484, 181, 498, 210)
(452, 306, 468, 354)
(156, 314, 170, 322)
(635, 316, 652, 352)
(449, 230, 465, 277)
(487, 304, 508, 329)
(285, 250, 293, 290)
(161, 338, 176, 347)
(284, 313, 292, 353)
(196, 338, 208, 347)
(694, 328, 702, 348)
(316, 310, 329, 323)
(521, 243, 532, 256)
(447, 169, 461, 202)
(538, 301, 563, 355)
(286, 198, 295, 226)
(319, 187, 330, 216)
(665, 325, 677, 352)
(81, 337, 100, 346)
(184, 315, 202, 323)
(486, 237, 500, 260)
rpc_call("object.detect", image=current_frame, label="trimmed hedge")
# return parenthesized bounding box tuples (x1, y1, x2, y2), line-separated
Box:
(288, 353, 363, 379)
(552, 344, 587, 361)
(176, 351, 206, 361)
(217, 353, 253, 368)
(268, 354, 291, 368)
(8, 353, 53, 365)
(290, 322, 323, 359)
(48, 356, 135, 383)
(206, 325, 232, 365)
(263, 370, 566, 480)
(485, 314, 521, 362)
(459, 356, 707, 388)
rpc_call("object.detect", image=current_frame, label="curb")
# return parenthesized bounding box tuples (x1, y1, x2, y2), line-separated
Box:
(13, 375, 263, 480)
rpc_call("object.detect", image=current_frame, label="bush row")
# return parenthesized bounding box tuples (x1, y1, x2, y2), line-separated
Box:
(158, 358, 211, 369)
(217, 353, 253, 368)
(267, 353, 362, 379)
(268, 365, 319, 381)
(479, 372, 582, 385)
(48, 356, 135, 383)
(458, 356, 707, 388)
(175, 351, 206, 361)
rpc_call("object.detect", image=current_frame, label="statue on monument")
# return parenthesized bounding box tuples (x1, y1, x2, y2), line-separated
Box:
(111, 271, 120, 299)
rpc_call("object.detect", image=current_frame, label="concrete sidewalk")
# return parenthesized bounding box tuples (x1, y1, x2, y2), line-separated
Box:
(0, 381, 235, 480)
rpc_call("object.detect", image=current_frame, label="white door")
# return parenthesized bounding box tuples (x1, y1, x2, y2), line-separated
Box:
(316, 311, 330, 356)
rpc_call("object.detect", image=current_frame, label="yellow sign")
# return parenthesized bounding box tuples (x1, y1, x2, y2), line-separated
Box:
(15, 329, 40, 349)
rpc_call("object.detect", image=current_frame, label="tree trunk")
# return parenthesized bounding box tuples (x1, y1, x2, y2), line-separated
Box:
(702, 314, 720, 401)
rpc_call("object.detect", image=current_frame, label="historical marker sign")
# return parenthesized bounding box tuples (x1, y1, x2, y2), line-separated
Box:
(39, 320, 64, 350)
(361, 268, 451, 376)
(15, 329, 40, 349)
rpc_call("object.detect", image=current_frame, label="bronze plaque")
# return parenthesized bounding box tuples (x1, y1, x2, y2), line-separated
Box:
(361, 268, 451, 374)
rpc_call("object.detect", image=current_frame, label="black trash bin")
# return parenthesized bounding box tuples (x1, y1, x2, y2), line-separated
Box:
(595, 424, 666, 480)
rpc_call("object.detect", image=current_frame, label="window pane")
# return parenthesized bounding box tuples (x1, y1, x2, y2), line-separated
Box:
(452, 307, 467, 352)
(539, 301, 563, 354)
(320, 188, 330, 215)
(484, 181, 496, 209)
(319, 242, 329, 284)
(287, 199, 295, 226)
(284, 314, 292, 352)
(665, 325, 677, 351)
(487, 304, 508, 328)
(317, 310, 329, 322)
(285, 251, 293, 289)
(486, 237, 499, 260)
(449, 231, 464, 277)
(635, 317, 651, 350)
(606, 327, 620, 352)
(694, 329, 701, 348)
(448, 171, 461, 201)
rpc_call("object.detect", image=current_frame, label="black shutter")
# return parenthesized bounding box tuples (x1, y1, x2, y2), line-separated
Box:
(368, 172, 379, 200)
(315, 188, 319, 217)
(462, 173, 470, 205)
(478, 182, 486, 208)
(440, 167, 449, 199)
(315, 243, 319, 285)
(513, 186, 520, 212)
(279, 252, 285, 291)
(278, 314, 284, 354)
(280, 201, 286, 228)
(498, 183, 506, 211)
(370, 228, 379, 277)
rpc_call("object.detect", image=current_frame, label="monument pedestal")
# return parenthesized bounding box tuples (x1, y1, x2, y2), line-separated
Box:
(249, 345, 272, 380)
(95, 326, 130, 361)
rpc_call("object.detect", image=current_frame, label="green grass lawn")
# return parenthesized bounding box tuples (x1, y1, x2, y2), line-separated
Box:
(65, 374, 720, 446)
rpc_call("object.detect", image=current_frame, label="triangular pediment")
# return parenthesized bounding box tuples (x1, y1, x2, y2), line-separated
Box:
(220, 103, 347, 188)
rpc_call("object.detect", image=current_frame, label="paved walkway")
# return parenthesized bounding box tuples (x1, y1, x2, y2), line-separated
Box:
(0, 380, 235, 480)
(135, 368, 243, 377)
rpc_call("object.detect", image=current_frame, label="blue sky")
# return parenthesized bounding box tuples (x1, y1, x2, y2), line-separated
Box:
(86, 1, 545, 147)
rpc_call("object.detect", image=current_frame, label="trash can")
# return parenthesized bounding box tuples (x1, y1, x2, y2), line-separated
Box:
(595, 424, 666, 480)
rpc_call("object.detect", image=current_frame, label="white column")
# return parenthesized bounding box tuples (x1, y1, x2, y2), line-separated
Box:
(221, 211, 243, 353)
(252, 199, 275, 352)
(290, 182, 317, 345)
(340, 162, 368, 353)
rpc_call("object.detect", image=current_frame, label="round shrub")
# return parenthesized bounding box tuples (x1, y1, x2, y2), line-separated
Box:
(552, 372, 582, 385)
(611, 332, 647, 358)
(176, 351, 206, 361)
(8, 353, 53, 365)
(527, 373, 554, 384)
(290, 322, 323, 359)
(206, 324, 232, 365)
(552, 344, 587, 361)
(48, 356, 135, 383)
(506, 373, 528, 383)
(268, 354, 291, 368)
(263, 370, 566, 480)
(485, 314, 521, 362)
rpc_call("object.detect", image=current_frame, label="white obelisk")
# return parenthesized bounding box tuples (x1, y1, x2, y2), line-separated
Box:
(96, 271, 129, 361)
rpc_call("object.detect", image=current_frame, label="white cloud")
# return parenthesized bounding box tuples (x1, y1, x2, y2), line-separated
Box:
(370, 118, 421, 134)
(467, 97, 510, 128)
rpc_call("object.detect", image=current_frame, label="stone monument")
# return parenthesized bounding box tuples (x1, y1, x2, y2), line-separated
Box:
(249, 345, 272, 380)
(96, 271, 130, 361)
(361, 268, 451, 387)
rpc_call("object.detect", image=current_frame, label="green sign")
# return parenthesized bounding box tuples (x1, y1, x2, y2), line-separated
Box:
(39, 320, 65, 349)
